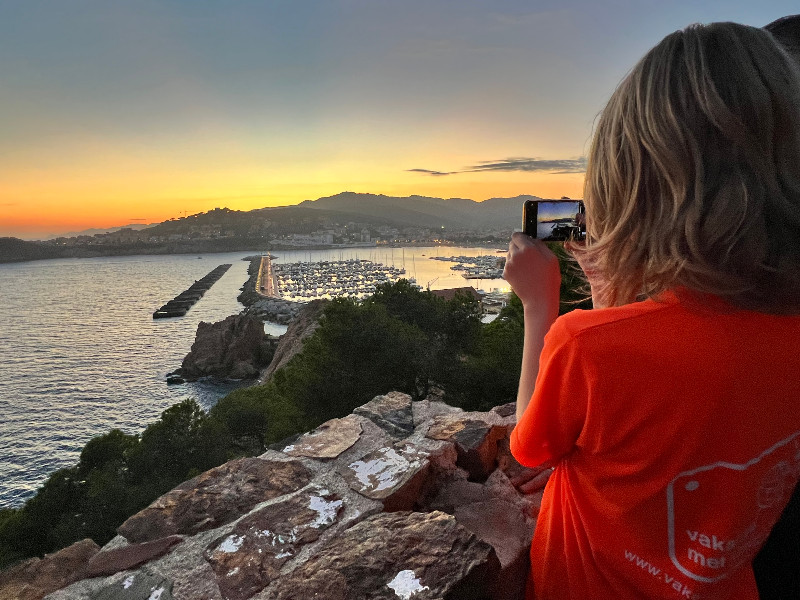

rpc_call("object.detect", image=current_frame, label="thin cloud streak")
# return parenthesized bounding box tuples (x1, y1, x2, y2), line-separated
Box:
(407, 156, 586, 176)
(406, 168, 458, 176)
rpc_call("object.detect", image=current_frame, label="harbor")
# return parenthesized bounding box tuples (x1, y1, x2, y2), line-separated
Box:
(257, 254, 411, 301)
(429, 254, 506, 280)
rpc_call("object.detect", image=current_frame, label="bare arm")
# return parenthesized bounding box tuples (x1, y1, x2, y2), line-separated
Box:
(503, 233, 562, 422)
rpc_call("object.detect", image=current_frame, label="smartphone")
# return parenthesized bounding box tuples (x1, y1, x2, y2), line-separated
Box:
(523, 200, 586, 241)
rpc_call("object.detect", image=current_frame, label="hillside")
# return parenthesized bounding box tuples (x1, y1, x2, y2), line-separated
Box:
(300, 191, 545, 229)
(0, 238, 65, 263)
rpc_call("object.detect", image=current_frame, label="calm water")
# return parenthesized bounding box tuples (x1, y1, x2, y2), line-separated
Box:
(0, 246, 504, 508)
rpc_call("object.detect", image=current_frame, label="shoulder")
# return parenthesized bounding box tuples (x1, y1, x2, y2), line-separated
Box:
(550, 297, 680, 341)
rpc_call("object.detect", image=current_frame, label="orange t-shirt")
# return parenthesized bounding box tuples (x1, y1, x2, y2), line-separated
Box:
(510, 292, 800, 600)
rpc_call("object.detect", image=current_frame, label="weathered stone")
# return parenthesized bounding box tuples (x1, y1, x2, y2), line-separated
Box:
(205, 488, 344, 600)
(341, 443, 431, 511)
(425, 478, 489, 514)
(427, 417, 508, 480)
(181, 314, 269, 381)
(411, 398, 464, 427)
(90, 572, 174, 600)
(263, 511, 500, 600)
(0, 538, 99, 600)
(85, 536, 183, 578)
(496, 437, 551, 502)
(354, 392, 414, 437)
(455, 499, 531, 600)
(490, 402, 516, 418)
(423, 469, 535, 600)
(283, 414, 363, 459)
(118, 458, 313, 543)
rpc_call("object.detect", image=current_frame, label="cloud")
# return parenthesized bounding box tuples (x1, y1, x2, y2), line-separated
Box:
(466, 157, 587, 174)
(406, 168, 457, 177)
(407, 156, 586, 176)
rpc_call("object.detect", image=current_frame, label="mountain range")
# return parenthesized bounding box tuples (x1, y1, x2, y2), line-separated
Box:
(299, 192, 548, 230)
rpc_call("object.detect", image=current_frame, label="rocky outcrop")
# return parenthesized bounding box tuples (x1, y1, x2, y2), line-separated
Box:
(258, 299, 328, 382)
(179, 314, 275, 381)
(12, 393, 548, 600)
(242, 296, 304, 325)
(0, 538, 99, 600)
(118, 458, 314, 543)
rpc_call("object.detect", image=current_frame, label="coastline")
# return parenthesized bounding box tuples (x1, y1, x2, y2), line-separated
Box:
(0, 238, 507, 265)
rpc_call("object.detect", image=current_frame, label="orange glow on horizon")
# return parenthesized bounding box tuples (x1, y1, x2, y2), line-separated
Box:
(1, 167, 585, 238)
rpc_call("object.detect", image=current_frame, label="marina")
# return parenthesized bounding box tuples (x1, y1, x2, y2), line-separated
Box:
(430, 255, 506, 280)
(253, 251, 509, 303)
(260, 256, 412, 301)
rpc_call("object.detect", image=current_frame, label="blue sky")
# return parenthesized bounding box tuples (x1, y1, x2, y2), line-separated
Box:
(1, 1, 796, 238)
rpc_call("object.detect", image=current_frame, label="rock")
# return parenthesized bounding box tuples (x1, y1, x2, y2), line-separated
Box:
(89, 572, 173, 600)
(180, 314, 269, 381)
(85, 536, 183, 578)
(260, 300, 327, 382)
(204, 487, 345, 600)
(0, 538, 99, 600)
(455, 499, 531, 600)
(411, 397, 464, 426)
(32, 394, 541, 600)
(118, 458, 313, 543)
(263, 511, 501, 600)
(165, 376, 185, 385)
(341, 443, 433, 511)
(491, 402, 516, 418)
(427, 416, 509, 481)
(354, 392, 415, 437)
(283, 414, 363, 459)
(426, 470, 535, 600)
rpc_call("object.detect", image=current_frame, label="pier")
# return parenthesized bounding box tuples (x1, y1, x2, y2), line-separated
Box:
(153, 264, 232, 319)
(256, 254, 279, 298)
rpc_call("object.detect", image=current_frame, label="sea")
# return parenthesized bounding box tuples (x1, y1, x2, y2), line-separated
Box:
(0, 246, 506, 509)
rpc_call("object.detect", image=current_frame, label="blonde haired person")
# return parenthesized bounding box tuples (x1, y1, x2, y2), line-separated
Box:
(504, 22, 800, 600)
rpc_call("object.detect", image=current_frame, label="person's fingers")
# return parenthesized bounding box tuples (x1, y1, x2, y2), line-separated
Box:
(518, 468, 554, 494)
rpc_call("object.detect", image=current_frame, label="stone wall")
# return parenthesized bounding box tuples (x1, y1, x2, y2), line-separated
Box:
(2, 393, 548, 600)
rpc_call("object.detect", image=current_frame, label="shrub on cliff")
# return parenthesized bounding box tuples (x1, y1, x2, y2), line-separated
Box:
(0, 399, 231, 566)
(213, 281, 485, 453)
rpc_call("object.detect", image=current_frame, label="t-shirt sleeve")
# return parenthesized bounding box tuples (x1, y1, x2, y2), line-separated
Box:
(510, 315, 590, 467)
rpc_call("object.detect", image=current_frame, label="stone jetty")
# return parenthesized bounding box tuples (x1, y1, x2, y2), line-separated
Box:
(153, 264, 232, 319)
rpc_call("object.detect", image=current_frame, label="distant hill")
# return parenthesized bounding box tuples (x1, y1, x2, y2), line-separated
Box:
(1, 192, 579, 263)
(299, 192, 545, 230)
(0, 238, 65, 262)
(42, 223, 155, 240)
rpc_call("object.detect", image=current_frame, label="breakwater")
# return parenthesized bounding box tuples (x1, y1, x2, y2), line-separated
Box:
(153, 264, 232, 319)
(239, 257, 304, 324)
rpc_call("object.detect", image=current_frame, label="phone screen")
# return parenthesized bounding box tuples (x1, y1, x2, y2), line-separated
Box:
(525, 200, 585, 241)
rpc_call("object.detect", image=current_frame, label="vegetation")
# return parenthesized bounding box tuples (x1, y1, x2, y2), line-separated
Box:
(0, 247, 589, 568)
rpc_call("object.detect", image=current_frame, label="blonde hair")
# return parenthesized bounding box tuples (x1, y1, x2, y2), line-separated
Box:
(574, 22, 800, 312)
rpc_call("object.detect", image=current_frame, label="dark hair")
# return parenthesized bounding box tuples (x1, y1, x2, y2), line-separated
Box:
(765, 15, 800, 63)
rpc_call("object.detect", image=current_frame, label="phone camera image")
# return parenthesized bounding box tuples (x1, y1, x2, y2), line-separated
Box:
(523, 200, 585, 242)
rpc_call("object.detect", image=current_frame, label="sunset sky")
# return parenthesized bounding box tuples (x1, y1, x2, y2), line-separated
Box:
(1, 1, 796, 239)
